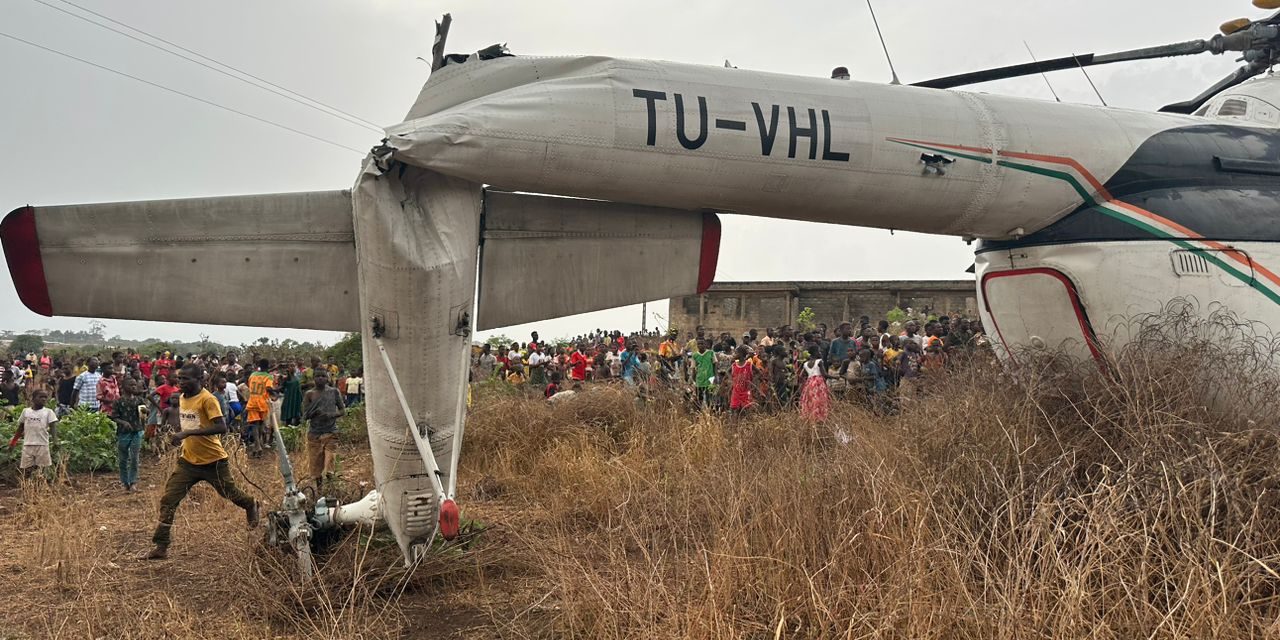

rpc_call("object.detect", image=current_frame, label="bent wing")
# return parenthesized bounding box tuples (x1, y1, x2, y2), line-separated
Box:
(476, 191, 719, 330)
(1, 191, 360, 332)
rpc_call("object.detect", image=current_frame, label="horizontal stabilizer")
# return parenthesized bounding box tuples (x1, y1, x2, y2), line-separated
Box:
(476, 192, 719, 330)
(1, 191, 360, 331)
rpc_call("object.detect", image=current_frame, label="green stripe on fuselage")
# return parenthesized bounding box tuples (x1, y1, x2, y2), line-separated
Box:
(887, 139, 1279, 305)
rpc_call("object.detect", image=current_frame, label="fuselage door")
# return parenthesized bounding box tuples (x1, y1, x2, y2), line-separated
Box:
(981, 267, 1101, 363)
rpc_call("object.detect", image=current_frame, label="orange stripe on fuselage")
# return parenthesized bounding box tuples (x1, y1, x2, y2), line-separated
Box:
(888, 136, 1280, 289)
(885, 137, 992, 155)
(996, 150, 1114, 201)
(997, 150, 1280, 290)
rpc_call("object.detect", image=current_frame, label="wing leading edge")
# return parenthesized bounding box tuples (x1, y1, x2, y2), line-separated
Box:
(1, 191, 360, 332)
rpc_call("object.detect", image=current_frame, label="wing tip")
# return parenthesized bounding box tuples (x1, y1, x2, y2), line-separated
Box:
(1, 206, 53, 317)
(697, 212, 720, 294)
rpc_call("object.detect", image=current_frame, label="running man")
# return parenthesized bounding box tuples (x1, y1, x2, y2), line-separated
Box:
(145, 363, 258, 560)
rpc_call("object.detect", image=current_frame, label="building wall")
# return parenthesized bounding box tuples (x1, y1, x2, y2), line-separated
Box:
(668, 280, 976, 336)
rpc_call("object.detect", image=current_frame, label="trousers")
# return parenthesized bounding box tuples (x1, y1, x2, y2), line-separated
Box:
(117, 430, 143, 486)
(306, 432, 338, 482)
(152, 458, 254, 546)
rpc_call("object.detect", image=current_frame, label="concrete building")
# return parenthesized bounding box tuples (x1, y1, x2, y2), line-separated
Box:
(668, 280, 976, 336)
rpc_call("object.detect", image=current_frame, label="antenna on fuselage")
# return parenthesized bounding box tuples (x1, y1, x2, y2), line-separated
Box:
(865, 0, 901, 85)
(1023, 41, 1062, 102)
(1072, 52, 1109, 106)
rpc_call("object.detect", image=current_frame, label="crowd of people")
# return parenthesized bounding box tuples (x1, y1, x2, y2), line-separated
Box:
(472, 316, 990, 420)
(1, 315, 986, 556)
(5, 348, 364, 558)
(4, 349, 363, 487)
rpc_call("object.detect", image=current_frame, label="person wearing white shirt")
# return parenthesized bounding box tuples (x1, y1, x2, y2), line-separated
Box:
(16, 389, 58, 476)
(344, 372, 363, 405)
(527, 345, 551, 387)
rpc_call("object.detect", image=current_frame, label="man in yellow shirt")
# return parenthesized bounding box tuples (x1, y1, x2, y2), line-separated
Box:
(145, 363, 258, 560)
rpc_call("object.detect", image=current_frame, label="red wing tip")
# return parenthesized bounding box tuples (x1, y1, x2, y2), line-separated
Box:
(439, 498, 460, 540)
(698, 212, 721, 294)
(1, 206, 53, 317)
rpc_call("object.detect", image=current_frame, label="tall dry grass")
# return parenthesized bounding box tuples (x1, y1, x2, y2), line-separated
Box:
(461, 308, 1280, 638)
(0, 439, 496, 639)
(6, 304, 1280, 638)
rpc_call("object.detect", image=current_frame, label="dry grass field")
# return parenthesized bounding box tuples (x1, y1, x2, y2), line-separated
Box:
(4, 313, 1280, 638)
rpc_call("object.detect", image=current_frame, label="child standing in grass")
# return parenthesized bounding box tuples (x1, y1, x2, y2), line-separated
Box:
(112, 378, 146, 492)
(800, 346, 831, 423)
(12, 389, 58, 478)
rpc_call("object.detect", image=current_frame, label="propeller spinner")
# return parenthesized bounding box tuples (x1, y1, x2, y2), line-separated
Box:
(913, 8, 1280, 114)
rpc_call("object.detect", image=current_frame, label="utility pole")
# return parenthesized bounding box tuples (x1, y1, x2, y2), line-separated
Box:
(641, 302, 647, 333)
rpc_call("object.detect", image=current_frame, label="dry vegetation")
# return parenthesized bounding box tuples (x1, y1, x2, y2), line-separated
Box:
(4, 307, 1280, 638)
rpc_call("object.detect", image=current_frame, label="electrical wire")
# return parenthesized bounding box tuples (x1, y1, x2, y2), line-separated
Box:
(29, 0, 386, 134)
(0, 30, 367, 154)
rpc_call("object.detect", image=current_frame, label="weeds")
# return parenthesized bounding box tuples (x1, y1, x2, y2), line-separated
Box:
(3, 307, 1279, 638)
(460, 307, 1280, 638)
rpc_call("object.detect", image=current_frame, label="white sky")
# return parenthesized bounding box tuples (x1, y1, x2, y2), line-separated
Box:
(0, 0, 1247, 344)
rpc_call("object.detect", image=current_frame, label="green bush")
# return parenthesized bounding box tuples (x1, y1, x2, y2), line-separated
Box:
(0, 405, 24, 471)
(797, 307, 816, 332)
(279, 424, 304, 453)
(338, 404, 367, 445)
(57, 409, 118, 473)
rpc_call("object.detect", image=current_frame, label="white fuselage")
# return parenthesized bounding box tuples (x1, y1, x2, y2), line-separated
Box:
(385, 55, 1280, 356)
(388, 56, 1185, 238)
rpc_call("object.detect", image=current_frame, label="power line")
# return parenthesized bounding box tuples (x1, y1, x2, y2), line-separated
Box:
(29, 0, 385, 133)
(0, 30, 366, 154)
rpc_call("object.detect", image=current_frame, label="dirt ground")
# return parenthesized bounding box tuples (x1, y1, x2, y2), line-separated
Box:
(0, 439, 548, 639)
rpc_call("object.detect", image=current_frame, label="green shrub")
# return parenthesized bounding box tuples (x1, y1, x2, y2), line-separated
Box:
(279, 424, 304, 453)
(338, 404, 367, 445)
(53, 409, 118, 473)
(796, 307, 816, 332)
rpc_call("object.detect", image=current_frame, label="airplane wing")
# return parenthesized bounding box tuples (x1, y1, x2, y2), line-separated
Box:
(1, 191, 360, 332)
(1, 189, 717, 334)
(476, 191, 719, 330)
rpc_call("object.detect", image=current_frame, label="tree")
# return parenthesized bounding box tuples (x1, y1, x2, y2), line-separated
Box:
(325, 333, 363, 372)
(8, 334, 44, 357)
(485, 334, 513, 349)
(796, 307, 816, 333)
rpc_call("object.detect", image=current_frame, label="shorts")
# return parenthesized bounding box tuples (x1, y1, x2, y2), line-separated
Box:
(20, 445, 51, 469)
(228, 401, 244, 417)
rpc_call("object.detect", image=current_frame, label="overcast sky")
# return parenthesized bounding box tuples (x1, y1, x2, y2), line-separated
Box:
(0, 0, 1247, 344)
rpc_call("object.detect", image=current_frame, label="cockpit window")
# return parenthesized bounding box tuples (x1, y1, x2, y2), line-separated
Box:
(1193, 103, 1211, 117)
(1218, 99, 1248, 117)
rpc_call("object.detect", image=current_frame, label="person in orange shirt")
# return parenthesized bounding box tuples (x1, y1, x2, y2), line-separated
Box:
(243, 358, 275, 456)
